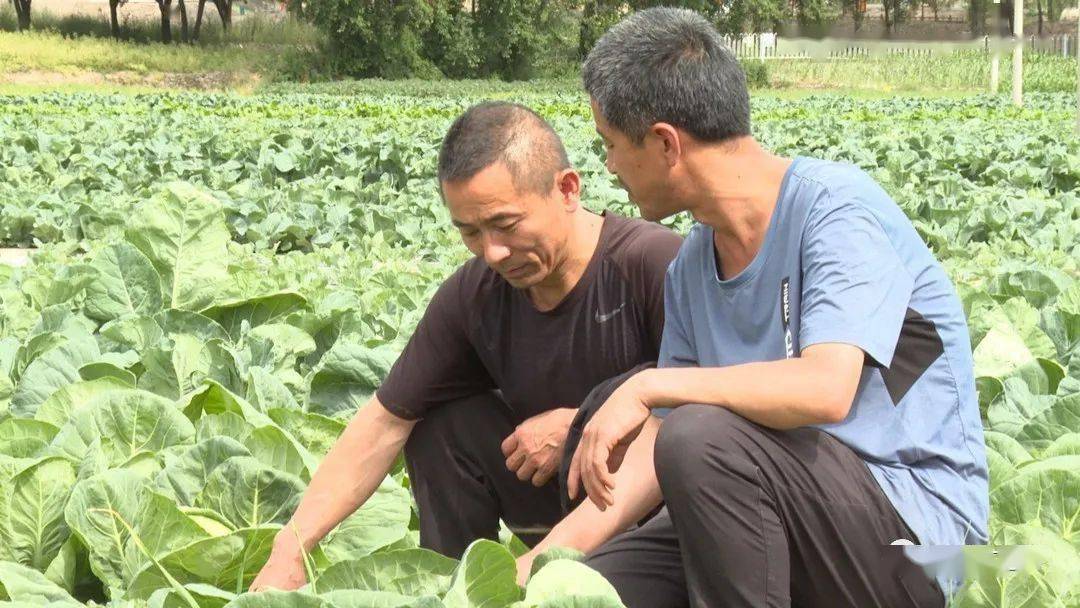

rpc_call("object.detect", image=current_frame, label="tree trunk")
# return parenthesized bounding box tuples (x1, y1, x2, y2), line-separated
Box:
(109, 0, 121, 38)
(1036, 0, 1043, 35)
(883, 0, 892, 32)
(579, 0, 595, 57)
(156, 0, 173, 43)
(213, 0, 231, 31)
(13, 0, 31, 30)
(193, 0, 207, 39)
(178, 0, 189, 42)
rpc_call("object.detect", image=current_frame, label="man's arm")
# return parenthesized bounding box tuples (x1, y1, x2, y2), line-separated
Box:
(643, 342, 866, 429)
(250, 395, 416, 591)
(569, 343, 865, 510)
(517, 416, 662, 582)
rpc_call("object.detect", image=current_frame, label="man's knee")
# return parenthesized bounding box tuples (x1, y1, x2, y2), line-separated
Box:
(405, 391, 509, 467)
(654, 405, 756, 489)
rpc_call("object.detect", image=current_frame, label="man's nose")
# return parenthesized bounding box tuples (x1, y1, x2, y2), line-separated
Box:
(482, 235, 512, 267)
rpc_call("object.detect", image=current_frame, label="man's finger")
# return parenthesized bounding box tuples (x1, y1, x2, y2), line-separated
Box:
(577, 427, 596, 500)
(516, 459, 538, 482)
(501, 433, 518, 458)
(581, 435, 604, 510)
(505, 448, 527, 473)
(599, 453, 616, 495)
(567, 446, 582, 500)
(531, 467, 552, 487)
(588, 439, 614, 509)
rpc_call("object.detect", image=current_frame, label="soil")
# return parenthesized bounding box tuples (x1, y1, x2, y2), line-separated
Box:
(0, 69, 263, 91)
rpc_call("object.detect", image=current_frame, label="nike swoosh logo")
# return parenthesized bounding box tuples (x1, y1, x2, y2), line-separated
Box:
(595, 302, 626, 323)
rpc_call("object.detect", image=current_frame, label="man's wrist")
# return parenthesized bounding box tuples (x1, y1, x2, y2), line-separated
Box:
(633, 368, 663, 410)
(272, 524, 307, 558)
(561, 406, 578, 425)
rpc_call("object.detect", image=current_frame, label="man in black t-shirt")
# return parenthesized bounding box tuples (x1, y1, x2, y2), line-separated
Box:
(251, 102, 680, 591)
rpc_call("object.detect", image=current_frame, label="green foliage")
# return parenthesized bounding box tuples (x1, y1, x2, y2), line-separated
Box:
(474, 0, 575, 81)
(306, 0, 439, 79)
(0, 87, 1078, 607)
(741, 59, 770, 88)
(423, 1, 481, 80)
(578, 0, 783, 46)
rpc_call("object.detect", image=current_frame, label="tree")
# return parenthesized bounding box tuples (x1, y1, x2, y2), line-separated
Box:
(213, 0, 233, 31)
(307, 0, 439, 77)
(154, 0, 173, 43)
(881, 0, 911, 33)
(193, 0, 208, 40)
(178, 0, 190, 42)
(789, 0, 833, 28)
(579, 0, 783, 58)
(109, 0, 128, 39)
(474, 0, 577, 79)
(969, 0, 992, 36)
(839, 0, 867, 31)
(191, 0, 235, 38)
(10, 0, 31, 31)
(424, 0, 480, 78)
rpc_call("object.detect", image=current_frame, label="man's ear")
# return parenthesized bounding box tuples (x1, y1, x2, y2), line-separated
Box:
(555, 169, 582, 212)
(651, 123, 682, 167)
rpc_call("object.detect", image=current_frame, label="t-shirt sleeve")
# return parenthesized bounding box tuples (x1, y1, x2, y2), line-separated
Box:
(376, 268, 495, 419)
(798, 202, 914, 368)
(626, 226, 684, 351)
(658, 267, 698, 369)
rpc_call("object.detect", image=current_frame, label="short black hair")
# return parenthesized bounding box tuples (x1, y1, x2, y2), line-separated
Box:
(438, 101, 571, 195)
(582, 7, 751, 144)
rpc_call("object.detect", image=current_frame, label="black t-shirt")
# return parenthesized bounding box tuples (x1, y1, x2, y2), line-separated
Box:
(377, 212, 683, 421)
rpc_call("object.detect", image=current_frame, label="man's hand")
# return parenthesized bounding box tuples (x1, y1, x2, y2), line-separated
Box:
(567, 374, 651, 511)
(502, 407, 577, 487)
(249, 532, 308, 592)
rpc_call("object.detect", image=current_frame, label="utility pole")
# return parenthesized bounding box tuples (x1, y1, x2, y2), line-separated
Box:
(1013, 0, 1024, 106)
(991, 51, 1001, 93)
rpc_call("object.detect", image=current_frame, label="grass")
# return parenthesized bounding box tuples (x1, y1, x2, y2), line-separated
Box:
(0, 30, 316, 81)
(0, 5, 320, 85)
(765, 51, 1078, 93)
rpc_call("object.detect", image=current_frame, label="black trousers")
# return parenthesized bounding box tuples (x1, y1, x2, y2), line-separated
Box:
(403, 365, 648, 558)
(404, 390, 563, 557)
(585, 404, 946, 608)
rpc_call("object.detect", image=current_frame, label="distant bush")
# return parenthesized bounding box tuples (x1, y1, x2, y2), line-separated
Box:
(742, 59, 770, 88)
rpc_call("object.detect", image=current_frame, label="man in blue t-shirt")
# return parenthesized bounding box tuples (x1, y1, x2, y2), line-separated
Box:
(565, 8, 989, 608)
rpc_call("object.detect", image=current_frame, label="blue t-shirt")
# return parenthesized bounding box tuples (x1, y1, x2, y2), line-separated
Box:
(657, 157, 989, 562)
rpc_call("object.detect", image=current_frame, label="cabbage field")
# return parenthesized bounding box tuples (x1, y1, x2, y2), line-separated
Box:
(0, 89, 1078, 608)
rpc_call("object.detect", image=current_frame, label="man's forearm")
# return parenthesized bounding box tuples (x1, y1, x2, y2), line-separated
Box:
(279, 397, 415, 552)
(531, 417, 662, 556)
(640, 344, 864, 430)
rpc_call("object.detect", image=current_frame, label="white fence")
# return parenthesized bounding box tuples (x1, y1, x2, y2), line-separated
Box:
(722, 33, 1077, 60)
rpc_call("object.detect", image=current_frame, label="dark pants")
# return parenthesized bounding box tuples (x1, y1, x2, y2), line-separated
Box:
(585, 404, 946, 608)
(404, 391, 564, 557)
(404, 365, 651, 558)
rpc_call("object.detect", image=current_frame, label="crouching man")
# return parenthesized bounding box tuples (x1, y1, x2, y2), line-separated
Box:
(568, 9, 990, 608)
(250, 101, 682, 591)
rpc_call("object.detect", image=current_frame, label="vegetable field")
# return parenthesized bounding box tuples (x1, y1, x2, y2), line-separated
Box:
(0, 89, 1078, 608)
